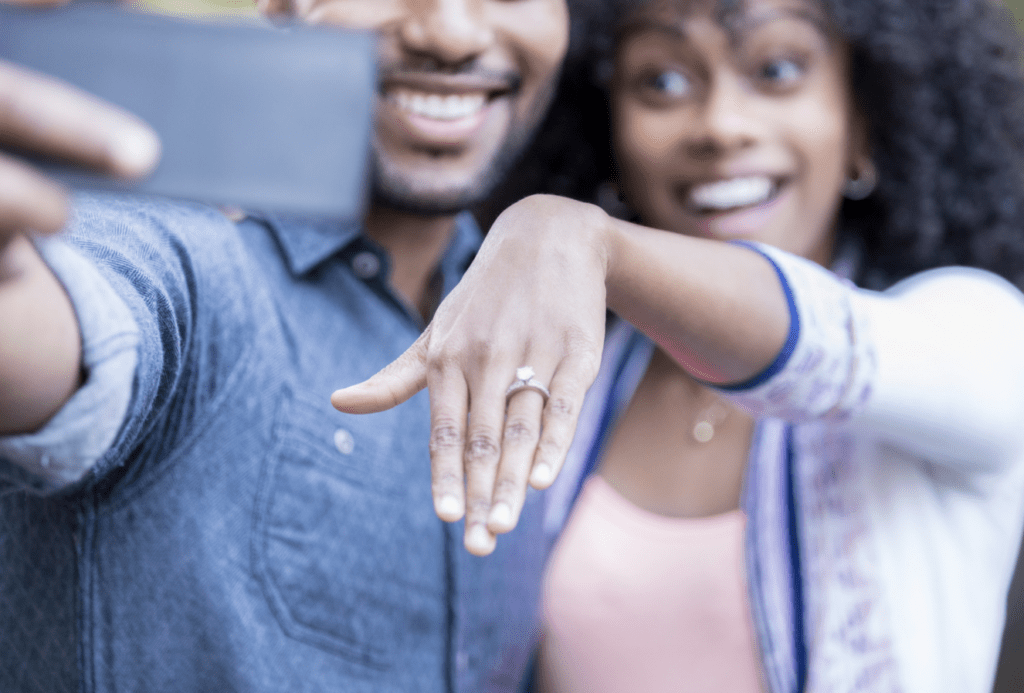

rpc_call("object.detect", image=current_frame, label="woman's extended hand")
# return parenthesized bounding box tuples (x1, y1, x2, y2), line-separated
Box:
(332, 195, 611, 556)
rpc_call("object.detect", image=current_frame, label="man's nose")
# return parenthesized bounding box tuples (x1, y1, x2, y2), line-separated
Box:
(400, 0, 494, 67)
(684, 75, 759, 160)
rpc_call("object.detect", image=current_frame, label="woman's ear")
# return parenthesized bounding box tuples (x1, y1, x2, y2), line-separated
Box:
(844, 107, 877, 201)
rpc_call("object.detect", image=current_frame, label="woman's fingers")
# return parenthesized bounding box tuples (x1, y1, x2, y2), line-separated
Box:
(428, 364, 469, 523)
(331, 331, 429, 414)
(486, 350, 598, 536)
(332, 196, 611, 553)
(461, 368, 513, 556)
(529, 350, 599, 489)
(0, 60, 160, 180)
(486, 375, 548, 535)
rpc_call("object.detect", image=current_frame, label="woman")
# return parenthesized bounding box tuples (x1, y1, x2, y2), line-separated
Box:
(332, 0, 1024, 691)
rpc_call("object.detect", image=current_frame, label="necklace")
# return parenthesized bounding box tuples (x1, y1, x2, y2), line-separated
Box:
(692, 398, 730, 443)
(645, 348, 733, 445)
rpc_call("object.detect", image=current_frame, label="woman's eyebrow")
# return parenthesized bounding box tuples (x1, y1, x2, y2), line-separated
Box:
(616, 17, 688, 44)
(617, 6, 830, 46)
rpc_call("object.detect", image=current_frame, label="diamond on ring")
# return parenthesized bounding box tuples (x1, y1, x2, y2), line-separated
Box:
(506, 365, 551, 404)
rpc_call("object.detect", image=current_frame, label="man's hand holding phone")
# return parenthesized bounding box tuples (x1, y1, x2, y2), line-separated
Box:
(0, 0, 159, 240)
(0, 0, 159, 434)
(0, 0, 372, 434)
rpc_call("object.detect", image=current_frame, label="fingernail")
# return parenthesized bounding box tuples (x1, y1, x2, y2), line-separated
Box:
(489, 503, 512, 528)
(330, 388, 356, 411)
(465, 525, 493, 553)
(436, 495, 462, 520)
(530, 464, 552, 487)
(110, 125, 161, 178)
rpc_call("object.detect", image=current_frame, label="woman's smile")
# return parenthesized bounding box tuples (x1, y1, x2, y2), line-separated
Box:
(683, 176, 779, 214)
(667, 172, 792, 239)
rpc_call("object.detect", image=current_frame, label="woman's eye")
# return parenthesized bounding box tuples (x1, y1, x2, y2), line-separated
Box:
(758, 57, 804, 86)
(645, 69, 691, 98)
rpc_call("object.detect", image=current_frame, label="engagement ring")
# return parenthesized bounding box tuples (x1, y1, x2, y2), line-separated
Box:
(505, 366, 550, 404)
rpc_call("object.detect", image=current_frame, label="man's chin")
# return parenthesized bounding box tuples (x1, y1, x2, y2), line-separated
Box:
(369, 129, 530, 218)
(369, 180, 485, 217)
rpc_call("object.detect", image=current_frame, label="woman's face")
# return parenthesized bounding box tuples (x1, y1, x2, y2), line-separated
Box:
(611, 0, 866, 263)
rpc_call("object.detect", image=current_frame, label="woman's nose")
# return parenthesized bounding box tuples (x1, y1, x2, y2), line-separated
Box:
(684, 75, 759, 160)
(399, 0, 494, 68)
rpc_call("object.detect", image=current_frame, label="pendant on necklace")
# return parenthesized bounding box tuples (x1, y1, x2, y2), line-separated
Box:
(692, 401, 729, 443)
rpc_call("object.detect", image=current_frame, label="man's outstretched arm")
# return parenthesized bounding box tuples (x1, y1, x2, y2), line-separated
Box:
(0, 32, 159, 435)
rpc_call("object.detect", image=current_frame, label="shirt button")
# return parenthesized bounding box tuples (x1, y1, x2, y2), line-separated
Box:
(333, 428, 355, 455)
(351, 251, 381, 280)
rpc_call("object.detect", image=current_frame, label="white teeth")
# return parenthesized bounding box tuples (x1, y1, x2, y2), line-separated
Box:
(390, 90, 487, 120)
(689, 177, 774, 211)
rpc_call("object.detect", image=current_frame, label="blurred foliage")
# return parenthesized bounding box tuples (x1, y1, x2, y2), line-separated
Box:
(1007, 0, 1024, 28)
(130, 0, 256, 17)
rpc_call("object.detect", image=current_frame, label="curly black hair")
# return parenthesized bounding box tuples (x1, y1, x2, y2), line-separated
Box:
(478, 0, 1024, 289)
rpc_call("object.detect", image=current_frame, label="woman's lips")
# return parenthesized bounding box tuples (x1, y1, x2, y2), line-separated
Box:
(676, 175, 791, 239)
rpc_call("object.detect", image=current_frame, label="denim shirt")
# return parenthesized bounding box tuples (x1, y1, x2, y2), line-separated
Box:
(0, 194, 549, 693)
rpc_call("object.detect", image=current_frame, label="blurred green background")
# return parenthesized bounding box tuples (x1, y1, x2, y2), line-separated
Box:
(131, 0, 256, 17)
(1007, 0, 1024, 27)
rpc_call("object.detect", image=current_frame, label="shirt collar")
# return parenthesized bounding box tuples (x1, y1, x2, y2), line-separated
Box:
(255, 211, 363, 276)
(439, 211, 483, 296)
(253, 210, 482, 281)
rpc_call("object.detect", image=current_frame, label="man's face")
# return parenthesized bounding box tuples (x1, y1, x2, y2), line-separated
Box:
(276, 0, 570, 215)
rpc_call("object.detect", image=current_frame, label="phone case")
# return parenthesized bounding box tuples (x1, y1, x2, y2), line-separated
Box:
(0, 3, 375, 219)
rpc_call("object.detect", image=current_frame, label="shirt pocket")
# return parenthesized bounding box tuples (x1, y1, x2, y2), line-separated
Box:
(252, 386, 444, 668)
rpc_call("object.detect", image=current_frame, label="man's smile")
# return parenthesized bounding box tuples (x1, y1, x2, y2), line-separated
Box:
(378, 69, 519, 148)
(389, 90, 487, 121)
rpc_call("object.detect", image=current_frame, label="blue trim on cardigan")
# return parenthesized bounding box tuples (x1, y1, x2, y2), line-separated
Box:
(571, 329, 650, 505)
(717, 242, 801, 392)
(785, 425, 808, 693)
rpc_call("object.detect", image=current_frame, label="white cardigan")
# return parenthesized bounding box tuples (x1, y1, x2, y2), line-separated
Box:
(547, 245, 1024, 693)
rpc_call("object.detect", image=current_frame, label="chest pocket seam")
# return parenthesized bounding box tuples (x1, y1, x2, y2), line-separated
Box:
(251, 385, 441, 668)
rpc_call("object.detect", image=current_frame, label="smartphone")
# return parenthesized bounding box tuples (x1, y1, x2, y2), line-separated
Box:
(0, 3, 375, 220)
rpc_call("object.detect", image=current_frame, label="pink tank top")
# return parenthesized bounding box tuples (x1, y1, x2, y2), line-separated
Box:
(537, 475, 764, 693)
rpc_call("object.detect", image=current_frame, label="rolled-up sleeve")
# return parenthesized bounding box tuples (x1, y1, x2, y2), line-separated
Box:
(0, 237, 138, 495)
(722, 243, 1024, 473)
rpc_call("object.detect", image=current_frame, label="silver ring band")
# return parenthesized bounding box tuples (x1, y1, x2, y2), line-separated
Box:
(505, 366, 550, 404)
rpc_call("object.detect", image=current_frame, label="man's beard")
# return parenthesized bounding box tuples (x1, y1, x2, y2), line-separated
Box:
(368, 123, 533, 217)
(368, 68, 559, 217)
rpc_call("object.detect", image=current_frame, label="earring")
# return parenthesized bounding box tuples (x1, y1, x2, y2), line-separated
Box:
(844, 160, 878, 201)
(596, 180, 632, 219)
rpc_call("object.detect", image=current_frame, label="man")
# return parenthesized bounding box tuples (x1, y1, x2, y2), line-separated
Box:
(0, 0, 570, 690)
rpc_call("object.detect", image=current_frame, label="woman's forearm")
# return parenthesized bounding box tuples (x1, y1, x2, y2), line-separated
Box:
(595, 205, 792, 385)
